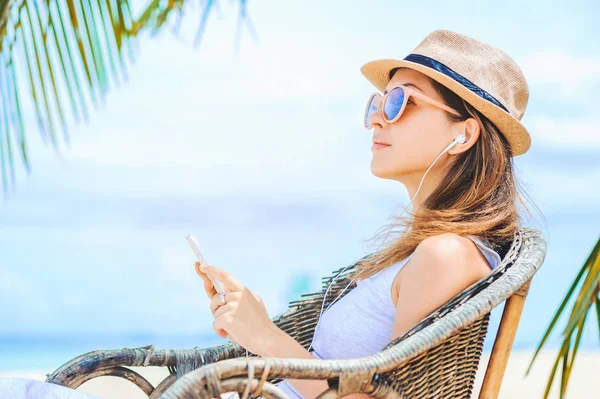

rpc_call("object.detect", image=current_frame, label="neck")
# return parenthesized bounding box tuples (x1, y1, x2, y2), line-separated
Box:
(402, 168, 445, 215)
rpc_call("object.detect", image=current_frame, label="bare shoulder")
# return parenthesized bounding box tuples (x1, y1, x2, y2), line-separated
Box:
(391, 233, 490, 306)
(414, 233, 490, 275)
(417, 233, 477, 260)
(389, 233, 492, 338)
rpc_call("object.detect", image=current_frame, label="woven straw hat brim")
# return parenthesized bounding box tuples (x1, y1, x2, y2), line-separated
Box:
(360, 59, 531, 157)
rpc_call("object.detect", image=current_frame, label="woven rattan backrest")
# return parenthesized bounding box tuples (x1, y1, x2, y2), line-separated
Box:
(275, 228, 523, 352)
(262, 227, 543, 397)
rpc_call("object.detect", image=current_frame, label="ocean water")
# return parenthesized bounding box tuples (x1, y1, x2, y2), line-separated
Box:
(1, 210, 598, 373)
(0, 332, 223, 372)
(1, 174, 598, 373)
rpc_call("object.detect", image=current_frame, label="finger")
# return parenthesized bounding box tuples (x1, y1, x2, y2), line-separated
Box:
(203, 278, 217, 299)
(209, 293, 226, 314)
(213, 315, 231, 338)
(214, 324, 228, 339)
(195, 261, 208, 277)
(213, 302, 232, 319)
(196, 262, 218, 298)
(201, 265, 244, 292)
(209, 292, 238, 314)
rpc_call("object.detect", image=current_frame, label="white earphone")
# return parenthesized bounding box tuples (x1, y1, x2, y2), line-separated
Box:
(307, 133, 467, 353)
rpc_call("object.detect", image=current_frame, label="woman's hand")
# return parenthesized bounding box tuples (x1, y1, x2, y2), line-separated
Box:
(195, 262, 278, 356)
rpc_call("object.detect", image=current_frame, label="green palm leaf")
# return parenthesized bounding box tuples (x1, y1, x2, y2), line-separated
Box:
(0, 0, 253, 202)
(0, 0, 135, 201)
(527, 237, 600, 399)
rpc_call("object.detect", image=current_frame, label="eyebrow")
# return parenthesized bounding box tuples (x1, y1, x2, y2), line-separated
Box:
(383, 82, 423, 95)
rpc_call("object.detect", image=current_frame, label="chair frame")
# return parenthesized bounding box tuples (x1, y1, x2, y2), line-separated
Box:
(45, 227, 547, 399)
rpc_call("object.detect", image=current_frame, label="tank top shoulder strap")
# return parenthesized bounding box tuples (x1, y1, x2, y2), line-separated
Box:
(465, 235, 502, 270)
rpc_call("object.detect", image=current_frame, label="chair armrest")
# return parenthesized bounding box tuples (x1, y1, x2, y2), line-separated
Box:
(43, 307, 295, 391)
(159, 312, 491, 399)
(158, 347, 401, 399)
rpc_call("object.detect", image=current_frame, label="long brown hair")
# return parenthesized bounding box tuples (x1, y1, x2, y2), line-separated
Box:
(351, 67, 545, 282)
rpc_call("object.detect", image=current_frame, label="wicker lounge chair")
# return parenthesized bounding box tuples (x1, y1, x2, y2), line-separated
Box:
(45, 226, 547, 399)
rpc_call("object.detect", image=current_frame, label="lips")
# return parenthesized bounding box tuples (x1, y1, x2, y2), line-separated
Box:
(372, 143, 391, 151)
(373, 137, 391, 146)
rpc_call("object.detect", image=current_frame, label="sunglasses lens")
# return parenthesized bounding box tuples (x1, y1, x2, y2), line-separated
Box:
(383, 87, 405, 121)
(365, 94, 381, 128)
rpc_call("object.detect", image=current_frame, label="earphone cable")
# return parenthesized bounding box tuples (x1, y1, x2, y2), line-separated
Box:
(307, 136, 462, 353)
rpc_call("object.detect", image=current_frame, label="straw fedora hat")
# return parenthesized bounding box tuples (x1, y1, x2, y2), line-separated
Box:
(360, 29, 531, 156)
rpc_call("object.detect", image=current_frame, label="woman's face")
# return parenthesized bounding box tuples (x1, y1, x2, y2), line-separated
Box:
(368, 68, 458, 185)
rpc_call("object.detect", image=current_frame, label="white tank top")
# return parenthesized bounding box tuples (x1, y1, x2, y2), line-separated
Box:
(269, 235, 502, 399)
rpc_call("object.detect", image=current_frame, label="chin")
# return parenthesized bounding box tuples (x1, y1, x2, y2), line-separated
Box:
(370, 165, 396, 179)
(371, 159, 407, 181)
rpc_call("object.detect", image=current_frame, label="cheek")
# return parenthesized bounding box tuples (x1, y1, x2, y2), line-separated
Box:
(389, 124, 431, 165)
(371, 135, 425, 178)
(371, 116, 448, 177)
(395, 112, 450, 151)
(389, 138, 428, 172)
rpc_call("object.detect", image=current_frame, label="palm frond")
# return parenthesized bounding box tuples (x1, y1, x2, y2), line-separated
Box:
(0, 0, 135, 201)
(528, 237, 600, 399)
(0, 0, 253, 202)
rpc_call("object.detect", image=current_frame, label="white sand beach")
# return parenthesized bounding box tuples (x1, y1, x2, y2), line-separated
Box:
(1, 350, 598, 398)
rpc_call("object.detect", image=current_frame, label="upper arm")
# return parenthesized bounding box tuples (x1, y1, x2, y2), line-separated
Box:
(389, 233, 491, 342)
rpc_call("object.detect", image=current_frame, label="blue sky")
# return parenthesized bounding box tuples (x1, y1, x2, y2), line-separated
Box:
(0, 0, 599, 369)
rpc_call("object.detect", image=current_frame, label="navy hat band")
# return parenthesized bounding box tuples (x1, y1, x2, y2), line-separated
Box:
(403, 53, 509, 113)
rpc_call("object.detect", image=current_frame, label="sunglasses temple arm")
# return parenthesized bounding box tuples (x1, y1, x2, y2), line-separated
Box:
(411, 90, 462, 116)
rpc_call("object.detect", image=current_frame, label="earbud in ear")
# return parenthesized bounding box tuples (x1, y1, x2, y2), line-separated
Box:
(455, 133, 466, 144)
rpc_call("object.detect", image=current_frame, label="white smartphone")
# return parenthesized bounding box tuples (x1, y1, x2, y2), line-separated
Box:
(185, 234, 226, 293)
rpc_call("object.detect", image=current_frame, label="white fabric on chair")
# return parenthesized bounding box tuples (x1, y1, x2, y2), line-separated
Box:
(0, 377, 102, 399)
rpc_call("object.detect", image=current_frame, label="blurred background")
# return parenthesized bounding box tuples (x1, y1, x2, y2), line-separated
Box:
(0, 0, 598, 398)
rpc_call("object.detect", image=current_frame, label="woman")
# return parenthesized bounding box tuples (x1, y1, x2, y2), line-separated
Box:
(0, 29, 538, 399)
(195, 29, 539, 399)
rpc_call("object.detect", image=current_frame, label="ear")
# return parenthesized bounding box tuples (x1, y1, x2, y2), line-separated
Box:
(449, 117, 481, 155)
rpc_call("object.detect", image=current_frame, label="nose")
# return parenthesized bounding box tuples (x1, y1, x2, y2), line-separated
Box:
(367, 102, 388, 130)
(369, 114, 384, 130)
